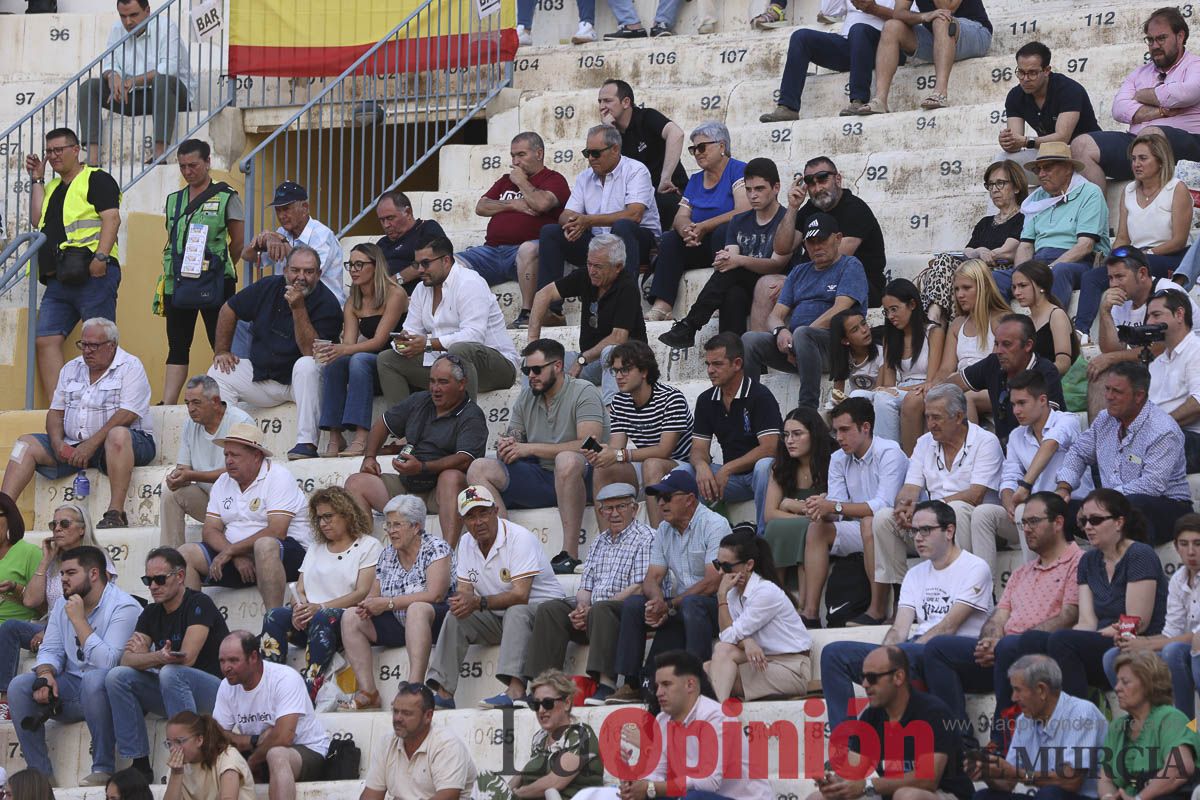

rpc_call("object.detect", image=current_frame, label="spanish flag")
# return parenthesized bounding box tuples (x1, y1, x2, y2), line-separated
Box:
(229, 0, 517, 78)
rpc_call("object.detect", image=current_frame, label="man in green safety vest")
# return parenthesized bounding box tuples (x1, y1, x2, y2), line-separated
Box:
(26, 126, 122, 403)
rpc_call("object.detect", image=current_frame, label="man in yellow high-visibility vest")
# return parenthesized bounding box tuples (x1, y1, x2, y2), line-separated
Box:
(26, 127, 122, 403)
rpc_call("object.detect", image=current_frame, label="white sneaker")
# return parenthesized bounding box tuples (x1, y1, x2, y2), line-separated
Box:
(572, 20, 597, 43)
(516, 24, 532, 46)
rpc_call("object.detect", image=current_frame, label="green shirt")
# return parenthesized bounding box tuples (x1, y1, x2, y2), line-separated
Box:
(520, 721, 603, 797)
(1102, 704, 1200, 792)
(1019, 180, 1112, 256)
(0, 540, 44, 623)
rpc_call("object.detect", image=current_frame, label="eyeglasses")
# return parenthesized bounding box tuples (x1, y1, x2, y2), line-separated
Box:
(599, 501, 633, 515)
(862, 669, 899, 685)
(414, 254, 448, 271)
(912, 525, 943, 538)
(1145, 33, 1172, 46)
(984, 180, 1011, 191)
(74, 635, 83, 661)
(528, 697, 565, 712)
(45, 145, 78, 156)
(164, 735, 196, 750)
(140, 571, 181, 586)
(316, 513, 338, 524)
(687, 140, 720, 156)
(520, 361, 558, 376)
(613, 365, 637, 376)
(344, 259, 372, 273)
(712, 559, 746, 573)
(1077, 514, 1117, 529)
(1015, 69, 1045, 80)
(75, 339, 112, 352)
(385, 519, 417, 530)
(1021, 515, 1050, 528)
(48, 519, 76, 530)
(803, 170, 835, 186)
(581, 144, 615, 160)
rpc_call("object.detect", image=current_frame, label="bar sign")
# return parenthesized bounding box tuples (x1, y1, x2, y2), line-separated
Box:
(190, 0, 223, 43)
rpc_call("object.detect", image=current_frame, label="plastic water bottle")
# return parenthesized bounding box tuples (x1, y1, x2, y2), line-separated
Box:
(72, 470, 90, 500)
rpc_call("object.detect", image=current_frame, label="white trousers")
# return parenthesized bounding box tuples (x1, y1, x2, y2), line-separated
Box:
(207, 356, 321, 446)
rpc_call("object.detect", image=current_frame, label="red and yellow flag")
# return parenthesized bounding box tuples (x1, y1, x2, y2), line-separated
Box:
(229, 0, 517, 77)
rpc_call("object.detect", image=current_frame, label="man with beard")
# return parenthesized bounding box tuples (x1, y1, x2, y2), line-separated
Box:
(751, 156, 887, 327)
(466, 339, 604, 576)
(207, 245, 342, 460)
(377, 235, 519, 405)
(1072, 7, 1200, 189)
(8, 546, 141, 786)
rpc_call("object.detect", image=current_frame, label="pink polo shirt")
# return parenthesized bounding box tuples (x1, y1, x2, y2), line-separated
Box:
(996, 543, 1083, 634)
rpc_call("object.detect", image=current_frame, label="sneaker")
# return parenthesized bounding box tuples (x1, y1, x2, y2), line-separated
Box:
(585, 684, 615, 706)
(479, 692, 528, 709)
(96, 510, 128, 529)
(0, 701, 10, 721)
(759, 105, 799, 123)
(433, 694, 456, 710)
(571, 20, 597, 43)
(846, 612, 887, 627)
(839, 100, 866, 116)
(649, 23, 673, 36)
(287, 443, 319, 460)
(658, 322, 696, 349)
(79, 773, 112, 787)
(509, 309, 531, 329)
(604, 684, 644, 704)
(550, 550, 584, 575)
(516, 24, 532, 46)
(604, 25, 648, 39)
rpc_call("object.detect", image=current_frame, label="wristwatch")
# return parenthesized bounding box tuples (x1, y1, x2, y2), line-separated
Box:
(834, 501, 843, 515)
(616, 448, 625, 463)
(577, 355, 587, 367)
(646, 780, 657, 798)
(387, 597, 395, 611)
(478, 594, 489, 611)
(772, 325, 787, 338)
(864, 777, 879, 797)
(1026, 137, 1036, 150)
(424, 340, 433, 354)
(1017, 479, 1034, 491)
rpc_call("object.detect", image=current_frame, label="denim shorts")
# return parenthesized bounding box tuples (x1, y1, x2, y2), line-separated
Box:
(1092, 127, 1200, 181)
(913, 17, 991, 62)
(457, 244, 520, 286)
(500, 456, 592, 509)
(198, 537, 306, 586)
(31, 429, 156, 480)
(36, 262, 121, 338)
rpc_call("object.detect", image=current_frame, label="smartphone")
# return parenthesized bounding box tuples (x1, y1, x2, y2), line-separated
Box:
(947, 20, 958, 36)
(963, 748, 987, 764)
(582, 435, 603, 453)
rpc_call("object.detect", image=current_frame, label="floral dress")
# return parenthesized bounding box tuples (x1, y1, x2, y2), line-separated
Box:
(472, 721, 603, 799)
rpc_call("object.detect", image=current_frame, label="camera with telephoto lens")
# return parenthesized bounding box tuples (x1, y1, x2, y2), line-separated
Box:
(1117, 323, 1167, 347)
(21, 676, 62, 731)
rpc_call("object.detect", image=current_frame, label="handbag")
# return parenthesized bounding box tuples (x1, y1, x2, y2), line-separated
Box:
(56, 246, 94, 288)
(321, 734, 361, 780)
(169, 182, 230, 311)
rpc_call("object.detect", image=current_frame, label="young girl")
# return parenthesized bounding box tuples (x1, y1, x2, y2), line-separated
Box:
(934, 259, 1010, 419)
(828, 309, 882, 404)
(164, 711, 255, 800)
(1011, 260, 1078, 375)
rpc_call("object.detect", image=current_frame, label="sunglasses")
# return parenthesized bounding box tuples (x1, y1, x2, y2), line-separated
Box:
(862, 669, 899, 685)
(521, 361, 558, 376)
(140, 572, 180, 587)
(803, 170, 834, 186)
(712, 559, 746, 573)
(528, 697, 565, 712)
(581, 145, 615, 160)
(1077, 514, 1116, 529)
(48, 519, 76, 530)
(687, 140, 719, 156)
(414, 255, 448, 271)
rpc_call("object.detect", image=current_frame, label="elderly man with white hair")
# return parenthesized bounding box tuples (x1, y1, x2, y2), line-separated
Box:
(870, 383, 1007, 615)
(1, 317, 155, 530)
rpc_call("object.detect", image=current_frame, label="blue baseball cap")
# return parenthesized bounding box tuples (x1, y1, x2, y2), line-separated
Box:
(644, 469, 698, 498)
(270, 181, 308, 207)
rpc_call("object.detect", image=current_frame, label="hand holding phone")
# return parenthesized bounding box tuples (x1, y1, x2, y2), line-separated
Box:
(582, 435, 602, 453)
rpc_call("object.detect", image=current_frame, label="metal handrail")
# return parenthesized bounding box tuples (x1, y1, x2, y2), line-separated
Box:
(0, 0, 232, 241)
(0, 230, 48, 409)
(239, 0, 513, 244)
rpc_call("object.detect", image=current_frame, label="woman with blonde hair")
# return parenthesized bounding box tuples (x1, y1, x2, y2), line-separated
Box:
(473, 669, 603, 798)
(932, 258, 1009, 419)
(260, 486, 381, 696)
(317, 242, 408, 457)
(163, 711, 254, 800)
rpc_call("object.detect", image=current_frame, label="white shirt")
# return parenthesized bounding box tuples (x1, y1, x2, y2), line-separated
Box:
(821, 0, 896, 31)
(1001, 409, 1094, 497)
(1113, 278, 1200, 332)
(1162, 567, 1200, 638)
(565, 156, 661, 236)
(905, 422, 1004, 504)
(266, 217, 346, 306)
(213, 662, 331, 756)
(100, 16, 195, 98)
(1149, 332, 1200, 434)
(828, 437, 909, 515)
(177, 405, 254, 490)
(403, 262, 520, 370)
(719, 573, 812, 655)
(648, 696, 773, 800)
(206, 460, 313, 548)
(298, 536, 382, 605)
(898, 549, 994, 638)
(52, 346, 153, 444)
(456, 519, 565, 607)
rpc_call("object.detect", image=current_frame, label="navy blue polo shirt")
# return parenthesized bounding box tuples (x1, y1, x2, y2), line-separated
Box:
(693, 376, 783, 464)
(1004, 72, 1101, 141)
(962, 353, 1064, 442)
(226, 275, 343, 384)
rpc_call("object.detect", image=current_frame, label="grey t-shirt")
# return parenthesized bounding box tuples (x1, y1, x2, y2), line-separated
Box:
(178, 405, 255, 490)
(383, 393, 488, 490)
(510, 375, 604, 470)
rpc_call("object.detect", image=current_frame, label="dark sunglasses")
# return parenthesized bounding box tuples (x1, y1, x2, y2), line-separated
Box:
(395, 681, 435, 702)
(521, 361, 558, 376)
(803, 170, 834, 186)
(687, 140, 719, 156)
(1077, 514, 1117, 528)
(712, 559, 746, 573)
(48, 519, 75, 530)
(141, 572, 180, 587)
(528, 697, 564, 712)
(862, 669, 899, 685)
(581, 145, 614, 159)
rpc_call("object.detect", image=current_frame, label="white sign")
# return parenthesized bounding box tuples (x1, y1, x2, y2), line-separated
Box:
(189, 0, 223, 43)
(477, 0, 501, 19)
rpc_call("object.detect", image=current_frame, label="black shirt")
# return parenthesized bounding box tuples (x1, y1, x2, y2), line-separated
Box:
(795, 190, 887, 306)
(382, 392, 489, 492)
(962, 353, 1065, 442)
(39, 169, 121, 282)
(854, 690, 973, 800)
(377, 218, 447, 294)
(725, 206, 787, 258)
(555, 269, 648, 353)
(226, 275, 343, 384)
(915, 0, 991, 32)
(693, 376, 784, 464)
(621, 106, 688, 193)
(965, 213, 1025, 252)
(134, 588, 229, 678)
(1004, 72, 1101, 141)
